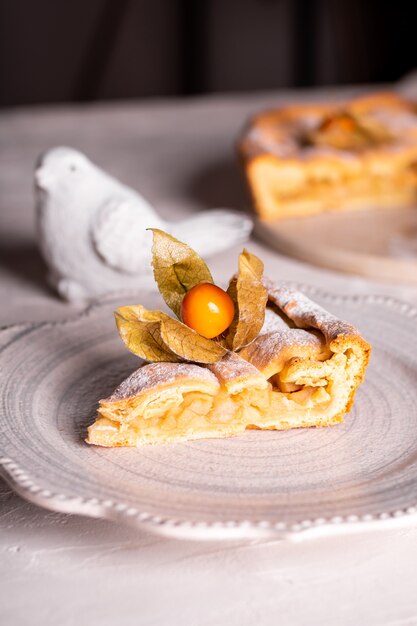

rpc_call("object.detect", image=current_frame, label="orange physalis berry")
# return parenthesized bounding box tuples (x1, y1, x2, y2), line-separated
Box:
(321, 113, 356, 134)
(181, 283, 235, 339)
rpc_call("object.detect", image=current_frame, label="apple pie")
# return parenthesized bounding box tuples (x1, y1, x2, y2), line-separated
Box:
(87, 235, 371, 447)
(239, 92, 417, 220)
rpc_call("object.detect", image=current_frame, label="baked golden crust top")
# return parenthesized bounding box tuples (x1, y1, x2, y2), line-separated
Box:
(241, 281, 370, 382)
(105, 362, 219, 403)
(239, 92, 417, 163)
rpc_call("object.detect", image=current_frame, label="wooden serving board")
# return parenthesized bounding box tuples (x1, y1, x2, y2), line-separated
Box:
(255, 207, 417, 285)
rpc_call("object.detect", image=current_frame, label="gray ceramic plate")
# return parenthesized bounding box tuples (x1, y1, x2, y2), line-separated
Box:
(1, 288, 417, 540)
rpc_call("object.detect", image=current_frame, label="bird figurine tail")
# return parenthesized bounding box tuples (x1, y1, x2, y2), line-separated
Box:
(170, 209, 253, 257)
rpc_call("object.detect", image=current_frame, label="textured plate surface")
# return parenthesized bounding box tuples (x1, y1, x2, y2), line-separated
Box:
(1, 289, 417, 540)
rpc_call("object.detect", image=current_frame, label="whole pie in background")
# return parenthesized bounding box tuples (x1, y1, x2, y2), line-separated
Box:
(239, 92, 417, 220)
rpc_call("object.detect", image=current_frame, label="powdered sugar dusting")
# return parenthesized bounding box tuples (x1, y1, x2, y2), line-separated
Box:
(208, 351, 264, 384)
(243, 327, 326, 366)
(106, 362, 219, 402)
(261, 306, 295, 333)
(249, 302, 326, 358)
(371, 108, 417, 135)
(264, 279, 359, 344)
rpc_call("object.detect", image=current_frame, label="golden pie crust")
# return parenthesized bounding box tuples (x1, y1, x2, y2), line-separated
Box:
(238, 92, 417, 220)
(87, 282, 371, 446)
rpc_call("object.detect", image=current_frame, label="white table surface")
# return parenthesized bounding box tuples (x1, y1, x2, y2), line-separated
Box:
(1, 87, 417, 626)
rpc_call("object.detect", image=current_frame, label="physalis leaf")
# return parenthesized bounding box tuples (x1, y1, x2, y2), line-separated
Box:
(225, 250, 268, 350)
(115, 304, 227, 364)
(149, 229, 213, 318)
(159, 316, 227, 364)
(115, 306, 179, 363)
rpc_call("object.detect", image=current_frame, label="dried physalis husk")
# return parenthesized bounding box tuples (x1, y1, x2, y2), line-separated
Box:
(159, 316, 227, 363)
(115, 305, 179, 362)
(149, 229, 214, 318)
(224, 250, 268, 351)
(116, 231, 265, 364)
(310, 111, 392, 150)
(115, 304, 227, 364)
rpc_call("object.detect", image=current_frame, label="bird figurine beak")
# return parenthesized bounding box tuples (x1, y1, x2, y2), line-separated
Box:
(35, 168, 53, 191)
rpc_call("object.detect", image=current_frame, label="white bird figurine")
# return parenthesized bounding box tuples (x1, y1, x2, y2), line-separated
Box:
(35, 147, 253, 302)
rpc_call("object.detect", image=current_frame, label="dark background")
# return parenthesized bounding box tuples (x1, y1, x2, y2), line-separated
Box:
(1, 0, 416, 107)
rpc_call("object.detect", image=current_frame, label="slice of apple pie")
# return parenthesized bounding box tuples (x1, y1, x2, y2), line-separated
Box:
(86, 230, 370, 447)
(239, 92, 417, 220)
(87, 284, 369, 446)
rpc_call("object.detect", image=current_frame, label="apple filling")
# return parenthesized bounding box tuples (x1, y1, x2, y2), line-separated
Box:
(87, 345, 361, 446)
(248, 155, 417, 220)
